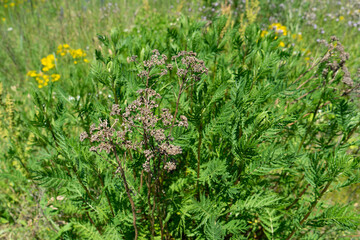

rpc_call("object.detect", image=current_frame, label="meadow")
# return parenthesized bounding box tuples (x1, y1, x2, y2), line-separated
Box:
(1, 0, 360, 239)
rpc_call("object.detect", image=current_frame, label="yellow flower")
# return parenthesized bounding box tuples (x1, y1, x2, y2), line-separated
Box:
(260, 30, 268, 37)
(279, 41, 285, 47)
(70, 49, 86, 59)
(27, 70, 37, 77)
(10, 2, 15, 7)
(38, 84, 43, 88)
(41, 54, 56, 72)
(1, 18, 5, 22)
(339, 16, 344, 21)
(51, 74, 60, 82)
(74, 61, 77, 64)
(4, 4, 8, 8)
(269, 23, 287, 36)
(83, 58, 89, 63)
(57, 44, 71, 56)
(43, 74, 49, 81)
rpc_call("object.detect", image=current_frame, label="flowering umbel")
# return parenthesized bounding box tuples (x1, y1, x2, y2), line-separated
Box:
(80, 87, 187, 173)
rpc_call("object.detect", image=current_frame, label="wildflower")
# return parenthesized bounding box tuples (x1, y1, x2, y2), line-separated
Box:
(41, 54, 56, 72)
(80, 132, 89, 142)
(10, 2, 15, 7)
(83, 58, 89, 63)
(1, 18, 5, 22)
(27, 70, 37, 77)
(70, 49, 86, 59)
(51, 74, 60, 82)
(57, 44, 70, 56)
(74, 61, 77, 64)
(339, 16, 345, 21)
(164, 161, 176, 172)
(261, 30, 268, 37)
(279, 41, 285, 47)
(269, 23, 287, 36)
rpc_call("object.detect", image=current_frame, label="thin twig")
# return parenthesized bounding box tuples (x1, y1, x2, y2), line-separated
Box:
(286, 181, 332, 240)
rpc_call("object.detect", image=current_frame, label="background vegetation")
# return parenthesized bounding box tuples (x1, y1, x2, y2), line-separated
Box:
(1, 0, 360, 239)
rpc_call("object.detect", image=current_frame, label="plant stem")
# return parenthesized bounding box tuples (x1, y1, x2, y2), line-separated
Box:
(86, 212, 102, 235)
(97, 171, 115, 217)
(285, 184, 309, 210)
(197, 122, 202, 198)
(146, 173, 155, 239)
(297, 90, 324, 153)
(113, 147, 138, 240)
(285, 181, 332, 240)
(169, 82, 184, 135)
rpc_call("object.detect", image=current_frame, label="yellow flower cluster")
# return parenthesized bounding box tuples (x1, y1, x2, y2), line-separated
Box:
(269, 23, 288, 36)
(260, 30, 268, 37)
(41, 54, 56, 72)
(260, 23, 288, 39)
(27, 71, 60, 88)
(260, 23, 304, 49)
(56, 44, 71, 56)
(26, 43, 88, 88)
(57, 44, 89, 64)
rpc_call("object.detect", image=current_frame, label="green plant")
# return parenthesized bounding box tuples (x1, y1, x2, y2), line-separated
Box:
(12, 15, 358, 239)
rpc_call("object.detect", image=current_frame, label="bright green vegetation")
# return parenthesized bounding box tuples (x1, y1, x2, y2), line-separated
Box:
(1, 0, 360, 239)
